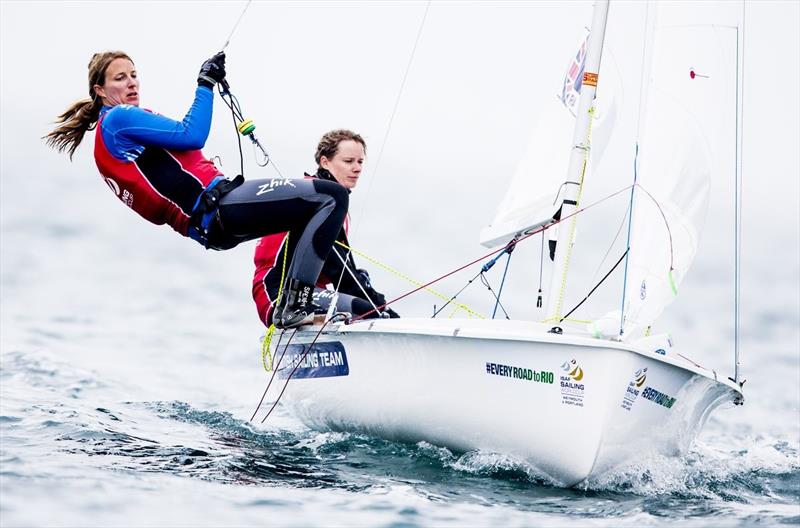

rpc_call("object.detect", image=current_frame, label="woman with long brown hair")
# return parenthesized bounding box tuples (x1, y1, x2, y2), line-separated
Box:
(45, 51, 349, 329)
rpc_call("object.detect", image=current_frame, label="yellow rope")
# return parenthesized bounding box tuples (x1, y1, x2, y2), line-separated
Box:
(549, 105, 596, 322)
(542, 316, 593, 325)
(334, 240, 485, 319)
(261, 327, 276, 372)
(261, 234, 290, 372)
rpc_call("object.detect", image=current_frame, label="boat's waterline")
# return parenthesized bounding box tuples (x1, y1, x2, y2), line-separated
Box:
(272, 318, 742, 487)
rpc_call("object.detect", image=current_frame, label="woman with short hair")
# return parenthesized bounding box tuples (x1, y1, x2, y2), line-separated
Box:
(252, 129, 399, 327)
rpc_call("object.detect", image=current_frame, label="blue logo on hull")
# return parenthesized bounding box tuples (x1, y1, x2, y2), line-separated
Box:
(278, 341, 349, 379)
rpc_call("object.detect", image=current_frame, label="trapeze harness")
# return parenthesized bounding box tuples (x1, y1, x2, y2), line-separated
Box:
(93, 85, 242, 250)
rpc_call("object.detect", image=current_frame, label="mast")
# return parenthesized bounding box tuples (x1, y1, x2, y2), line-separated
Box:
(544, 0, 611, 323)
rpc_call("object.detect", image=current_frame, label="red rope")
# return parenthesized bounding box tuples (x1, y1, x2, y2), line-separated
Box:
(632, 183, 675, 270)
(349, 184, 635, 323)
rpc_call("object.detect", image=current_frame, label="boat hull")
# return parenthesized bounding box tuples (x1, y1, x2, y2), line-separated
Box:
(274, 319, 740, 487)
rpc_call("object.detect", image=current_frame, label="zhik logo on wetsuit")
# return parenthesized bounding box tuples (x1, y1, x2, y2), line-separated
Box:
(256, 179, 297, 196)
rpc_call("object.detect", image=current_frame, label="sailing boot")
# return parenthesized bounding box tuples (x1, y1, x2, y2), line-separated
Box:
(275, 278, 317, 329)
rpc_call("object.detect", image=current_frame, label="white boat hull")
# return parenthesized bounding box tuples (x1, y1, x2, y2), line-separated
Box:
(274, 318, 741, 487)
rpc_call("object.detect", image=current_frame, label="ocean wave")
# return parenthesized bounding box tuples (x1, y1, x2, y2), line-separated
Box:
(583, 436, 800, 500)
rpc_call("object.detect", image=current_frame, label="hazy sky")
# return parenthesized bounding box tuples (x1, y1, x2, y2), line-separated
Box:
(1, 1, 798, 323)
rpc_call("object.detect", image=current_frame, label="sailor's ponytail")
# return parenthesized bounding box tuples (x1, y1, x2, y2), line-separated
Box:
(44, 51, 131, 160)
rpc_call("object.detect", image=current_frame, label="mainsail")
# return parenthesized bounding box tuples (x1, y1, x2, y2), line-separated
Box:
(479, 31, 620, 249)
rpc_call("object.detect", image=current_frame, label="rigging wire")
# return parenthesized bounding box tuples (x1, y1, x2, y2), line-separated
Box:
(634, 183, 675, 271)
(260, 314, 348, 424)
(430, 238, 515, 319)
(482, 273, 511, 320)
(352, 0, 431, 234)
(249, 328, 291, 422)
(618, 145, 638, 337)
(216, 1, 283, 177)
(220, 0, 253, 52)
(618, 3, 656, 337)
(334, 0, 432, 294)
(218, 85, 280, 176)
(432, 270, 482, 318)
(734, 5, 745, 384)
(220, 86, 246, 178)
(537, 231, 545, 308)
(330, 248, 383, 315)
(350, 183, 637, 322)
(491, 243, 515, 319)
(586, 203, 630, 287)
(561, 249, 628, 322)
(334, 240, 483, 318)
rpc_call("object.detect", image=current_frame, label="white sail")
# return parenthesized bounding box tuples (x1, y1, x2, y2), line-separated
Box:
(622, 20, 732, 338)
(479, 32, 621, 249)
(478, 100, 572, 249)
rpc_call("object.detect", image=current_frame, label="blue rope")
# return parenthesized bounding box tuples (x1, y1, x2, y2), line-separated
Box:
(492, 251, 513, 319)
(619, 143, 639, 336)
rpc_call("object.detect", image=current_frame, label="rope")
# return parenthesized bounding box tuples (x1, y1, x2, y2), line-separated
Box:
(537, 231, 545, 308)
(492, 251, 513, 319)
(349, 183, 635, 323)
(619, 144, 639, 335)
(330, 248, 382, 314)
(334, 240, 484, 319)
(481, 273, 510, 320)
(250, 327, 290, 422)
(219, 87, 246, 178)
(218, 87, 279, 174)
(734, 16, 745, 383)
(335, 1, 432, 292)
(351, 0, 432, 242)
(619, 180, 678, 336)
(634, 183, 675, 273)
(220, 0, 253, 52)
(550, 106, 596, 321)
(619, 5, 655, 335)
(250, 327, 298, 423)
(542, 316, 593, 325)
(432, 270, 485, 319)
(260, 234, 290, 372)
(586, 201, 630, 288)
(260, 314, 349, 424)
(561, 249, 629, 323)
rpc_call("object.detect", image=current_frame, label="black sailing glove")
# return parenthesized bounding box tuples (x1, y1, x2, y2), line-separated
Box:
(354, 269, 383, 304)
(197, 52, 226, 88)
(354, 268, 399, 317)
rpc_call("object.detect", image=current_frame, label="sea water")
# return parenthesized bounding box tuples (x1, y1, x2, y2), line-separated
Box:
(1, 159, 798, 527)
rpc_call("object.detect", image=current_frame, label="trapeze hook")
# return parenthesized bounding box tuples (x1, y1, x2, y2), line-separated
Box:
(237, 119, 270, 167)
(252, 137, 270, 167)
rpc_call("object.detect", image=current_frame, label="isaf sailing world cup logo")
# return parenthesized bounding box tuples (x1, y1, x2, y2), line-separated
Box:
(635, 368, 647, 388)
(621, 367, 647, 411)
(559, 358, 585, 407)
(561, 358, 584, 381)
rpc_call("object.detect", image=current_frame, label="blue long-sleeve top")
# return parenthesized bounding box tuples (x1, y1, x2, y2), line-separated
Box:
(98, 85, 214, 162)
